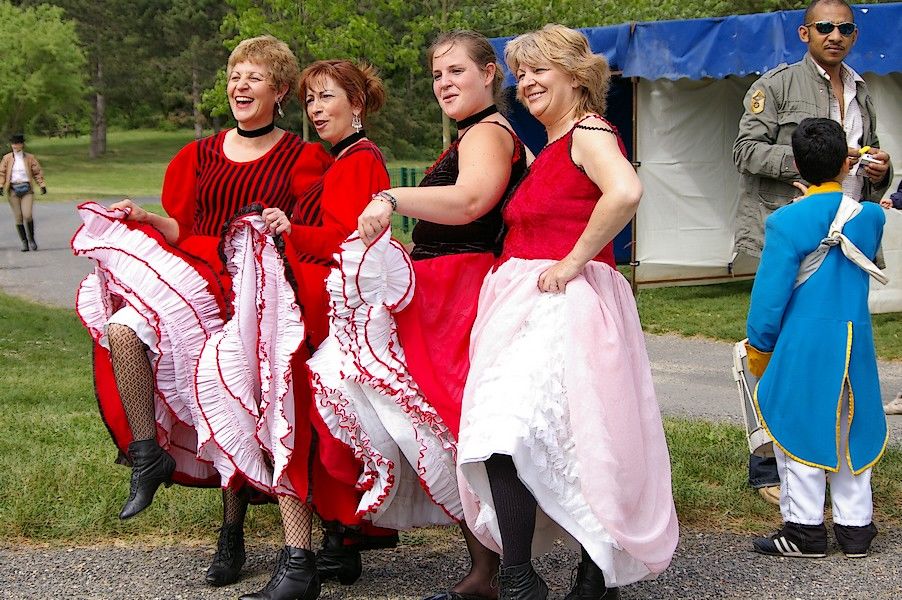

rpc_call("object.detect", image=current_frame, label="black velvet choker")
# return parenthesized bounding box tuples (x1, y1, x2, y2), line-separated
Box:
(330, 130, 366, 156)
(455, 105, 499, 131)
(236, 122, 275, 138)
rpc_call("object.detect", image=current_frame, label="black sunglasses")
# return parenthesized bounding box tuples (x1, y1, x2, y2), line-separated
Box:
(805, 21, 857, 36)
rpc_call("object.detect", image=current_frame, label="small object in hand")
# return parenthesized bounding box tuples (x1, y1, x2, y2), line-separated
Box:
(858, 153, 882, 166)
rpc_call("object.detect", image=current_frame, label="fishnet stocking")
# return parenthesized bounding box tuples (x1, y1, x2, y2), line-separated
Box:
(222, 488, 249, 526)
(279, 496, 313, 549)
(107, 324, 156, 441)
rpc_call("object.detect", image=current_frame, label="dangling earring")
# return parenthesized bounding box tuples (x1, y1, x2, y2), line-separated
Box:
(276, 99, 285, 119)
(351, 113, 362, 133)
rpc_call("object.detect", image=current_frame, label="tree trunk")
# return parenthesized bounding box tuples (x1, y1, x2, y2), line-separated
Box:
(192, 65, 203, 140)
(90, 59, 106, 158)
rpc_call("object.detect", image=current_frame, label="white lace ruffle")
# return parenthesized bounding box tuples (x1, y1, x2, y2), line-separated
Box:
(308, 229, 461, 528)
(193, 214, 305, 497)
(72, 201, 223, 482)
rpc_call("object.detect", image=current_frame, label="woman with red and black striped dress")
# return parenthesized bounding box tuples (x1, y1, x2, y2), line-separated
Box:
(72, 35, 330, 588)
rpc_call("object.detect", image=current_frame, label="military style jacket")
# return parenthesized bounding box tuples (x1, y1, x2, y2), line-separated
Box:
(748, 183, 887, 473)
(732, 54, 892, 258)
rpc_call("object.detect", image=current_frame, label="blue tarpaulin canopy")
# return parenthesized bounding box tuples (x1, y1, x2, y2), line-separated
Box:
(491, 3, 901, 83)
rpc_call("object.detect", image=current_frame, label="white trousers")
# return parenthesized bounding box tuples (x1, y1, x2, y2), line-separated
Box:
(774, 386, 872, 527)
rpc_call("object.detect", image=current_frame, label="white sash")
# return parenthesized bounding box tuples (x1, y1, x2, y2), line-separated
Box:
(795, 195, 888, 289)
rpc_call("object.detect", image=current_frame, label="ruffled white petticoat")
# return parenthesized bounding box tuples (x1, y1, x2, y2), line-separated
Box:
(308, 230, 462, 528)
(73, 202, 223, 483)
(458, 258, 679, 587)
(193, 214, 305, 497)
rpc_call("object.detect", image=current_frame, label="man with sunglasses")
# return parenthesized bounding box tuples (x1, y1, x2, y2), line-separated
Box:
(732, 0, 892, 506)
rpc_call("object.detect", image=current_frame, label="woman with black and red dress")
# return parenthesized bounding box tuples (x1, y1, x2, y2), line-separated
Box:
(72, 35, 330, 588)
(220, 59, 394, 600)
(349, 31, 529, 600)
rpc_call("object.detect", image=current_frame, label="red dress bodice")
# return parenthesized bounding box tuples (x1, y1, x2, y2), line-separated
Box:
(499, 118, 621, 268)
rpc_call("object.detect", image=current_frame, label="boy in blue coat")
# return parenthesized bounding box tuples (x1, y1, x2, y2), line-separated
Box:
(747, 118, 887, 559)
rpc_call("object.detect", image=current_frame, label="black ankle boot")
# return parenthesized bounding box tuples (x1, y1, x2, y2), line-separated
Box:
(240, 546, 321, 600)
(498, 562, 548, 600)
(24, 220, 36, 251)
(118, 439, 176, 520)
(315, 522, 362, 585)
(205, 523, 246, 586)
(15, 224, 28, 252)
(564, 548, 620, 599)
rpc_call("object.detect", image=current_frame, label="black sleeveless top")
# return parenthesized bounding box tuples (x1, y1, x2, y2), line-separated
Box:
(410, 122, 527, 260)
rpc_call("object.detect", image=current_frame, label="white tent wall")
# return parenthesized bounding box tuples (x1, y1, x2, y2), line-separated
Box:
(634, 73, 902, 313)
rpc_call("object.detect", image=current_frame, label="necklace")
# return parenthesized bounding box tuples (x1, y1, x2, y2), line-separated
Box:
(330, 130, 366, 157)
(236, 122, 275, 138)
(455, 105, 499, 131)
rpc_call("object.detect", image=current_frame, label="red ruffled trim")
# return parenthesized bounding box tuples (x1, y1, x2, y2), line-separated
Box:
(72, 202, 224, 486)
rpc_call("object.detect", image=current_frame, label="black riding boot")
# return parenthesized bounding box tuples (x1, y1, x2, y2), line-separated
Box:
(564, 548, 620, 599)
(118, 439, 175, 520)
(206, 523, 246, 586)
(498, 562, 548, 600)
(315, 521, 362, 585)
(240, 546, 321, 600)
(15, 224, 28, 252)
(24, 219, 36, 250)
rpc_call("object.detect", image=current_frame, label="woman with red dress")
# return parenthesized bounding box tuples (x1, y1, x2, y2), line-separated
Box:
(349, 31, 529, 600)
(232, 60, 393, 600)
(72, 35, 330, 587)
(456, 25, 679, 600)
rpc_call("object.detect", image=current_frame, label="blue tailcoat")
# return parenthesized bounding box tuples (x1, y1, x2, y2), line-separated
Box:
(748, 187, 886, 473)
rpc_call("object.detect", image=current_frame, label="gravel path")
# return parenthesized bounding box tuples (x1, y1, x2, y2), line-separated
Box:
(2, 528, 902, 599)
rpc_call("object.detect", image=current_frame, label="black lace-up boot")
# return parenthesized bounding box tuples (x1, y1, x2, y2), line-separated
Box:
(498, 562, 547, 600)
(240, 546, 321, 600)
(205, 523, 246, 586)
(118, 439, 175, 520)
(563, 548, 620, 599)
(315, 521, 362, 584)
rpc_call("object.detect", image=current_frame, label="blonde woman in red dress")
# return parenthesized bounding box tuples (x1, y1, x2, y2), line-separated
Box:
(456, 25, 679, 600)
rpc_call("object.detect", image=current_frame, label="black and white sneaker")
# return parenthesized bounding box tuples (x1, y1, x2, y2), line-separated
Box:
(834, 522, 877, 558)
(753, 522, 828, 558)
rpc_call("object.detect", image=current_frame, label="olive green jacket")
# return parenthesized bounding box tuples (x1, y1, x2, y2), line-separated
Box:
(732, 54, 892, 258)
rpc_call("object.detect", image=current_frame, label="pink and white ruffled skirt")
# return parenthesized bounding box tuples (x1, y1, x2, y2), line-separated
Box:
(458, 257, 679, 587)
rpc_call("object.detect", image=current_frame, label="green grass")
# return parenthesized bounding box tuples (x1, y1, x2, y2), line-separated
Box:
(26, 130, 200, 202)
(0, 292, 282, 544)
(635, 279, 902, 361)
(1, 292, 900, 543)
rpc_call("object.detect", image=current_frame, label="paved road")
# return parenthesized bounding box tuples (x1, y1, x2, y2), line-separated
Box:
(4, 199, 901, 432)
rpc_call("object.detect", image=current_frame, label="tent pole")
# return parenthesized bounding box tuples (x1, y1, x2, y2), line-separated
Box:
(630, 74, 639, 297)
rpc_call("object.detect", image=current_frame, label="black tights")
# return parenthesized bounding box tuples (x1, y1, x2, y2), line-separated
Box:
(485, 454, 537, 567)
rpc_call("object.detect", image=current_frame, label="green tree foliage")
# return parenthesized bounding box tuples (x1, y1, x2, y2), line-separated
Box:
(0, 1, 87, 137)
